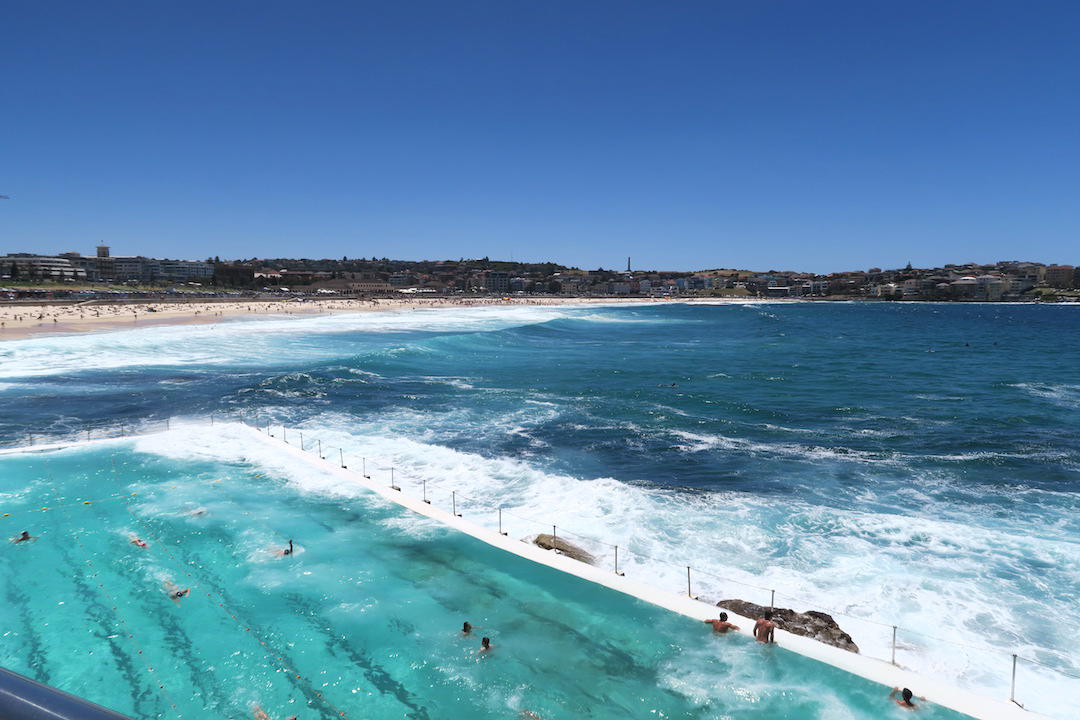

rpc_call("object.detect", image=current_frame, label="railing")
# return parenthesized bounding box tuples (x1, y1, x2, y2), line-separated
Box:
(2, 413, 1078, 717)
(0, 666, 133, 720)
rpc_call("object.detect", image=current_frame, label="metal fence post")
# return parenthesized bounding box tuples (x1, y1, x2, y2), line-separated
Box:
(422, 478, 429, 504)
(614, 545, 621, 575)
(552, 525, 557, 548)
(770, 589, 775, 609)
(299, 432, 304, 451)
(283, 428, 287, 443)
(339, 448, 346, 468)
(687, 566, 693, 598)
(317, 439, 322, 458)
(498, 508, 507, 535)
(390, 467, 399, 491)
(452, 491, 458, 516)
(362, 457, 369, 478)
(891, 626, 897, 665)
(1010, 654, 1018, 705)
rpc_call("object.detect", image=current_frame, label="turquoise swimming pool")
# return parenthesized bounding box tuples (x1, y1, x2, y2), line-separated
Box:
(0, 438, 971, 719)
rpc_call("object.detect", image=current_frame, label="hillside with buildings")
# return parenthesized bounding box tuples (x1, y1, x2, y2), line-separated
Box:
(3, 248, 1078, 302)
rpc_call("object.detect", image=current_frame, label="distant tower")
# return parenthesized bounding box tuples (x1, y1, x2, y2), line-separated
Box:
(627, 257, 631, 273)
(96, 245, 110, 258)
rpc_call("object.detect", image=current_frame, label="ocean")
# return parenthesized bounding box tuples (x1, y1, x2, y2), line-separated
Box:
(1, 300, 1078, 716)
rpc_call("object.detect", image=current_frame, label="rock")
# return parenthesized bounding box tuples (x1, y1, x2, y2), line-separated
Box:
(716, 599, 859, 653)
(532, 534, 596, 565)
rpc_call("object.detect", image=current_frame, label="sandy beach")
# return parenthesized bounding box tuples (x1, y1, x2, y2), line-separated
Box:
(0, 296, 665, 341)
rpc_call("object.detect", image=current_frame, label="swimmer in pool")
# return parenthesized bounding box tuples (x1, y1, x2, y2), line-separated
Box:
(462, 621, 472, 635)
(754, 611, 776, 643)
(889, 687, 925, 710)
(703, 612, 740, 634)
(12, 531, 34, 543)
(278, 539, 294, 557)
(130, 536, 148, 548)
(164, 581, 189, 602)
(479, 637, 492, 653)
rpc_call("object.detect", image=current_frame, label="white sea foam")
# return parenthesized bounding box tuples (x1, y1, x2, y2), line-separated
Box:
(668, 429, 894, 464)
(0, 305, 594, 379)
(123, 420, 1080, 718)
(1010, 382, 1080, 410)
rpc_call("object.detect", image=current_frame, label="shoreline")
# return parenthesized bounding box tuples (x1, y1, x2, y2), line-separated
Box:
(0, 296, 692, 342)
(4, 295, 1069, 342)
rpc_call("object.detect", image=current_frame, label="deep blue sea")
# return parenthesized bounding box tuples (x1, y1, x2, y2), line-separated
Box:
(2, 300, 1078, 715)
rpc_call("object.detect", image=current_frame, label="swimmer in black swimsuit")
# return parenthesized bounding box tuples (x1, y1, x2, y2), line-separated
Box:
(282, 539, 293, 556)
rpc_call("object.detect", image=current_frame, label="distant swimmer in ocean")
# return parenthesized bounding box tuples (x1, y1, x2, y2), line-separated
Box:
(703, 612, 740, 634)
(278, 539, 294, 557)
(754, 611, 776, 643)
(479, 637, 492, 653)
(889, 687, 925, 710)
(12, 530, 35, 543)
(462, 621, 472, 635)
(130, 536, 148, 548)
(164, 581, 190, 602)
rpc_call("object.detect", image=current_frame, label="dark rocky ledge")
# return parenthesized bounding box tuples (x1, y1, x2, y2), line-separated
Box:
(532, 534, 597, 565)
(716, 599, 860, 653)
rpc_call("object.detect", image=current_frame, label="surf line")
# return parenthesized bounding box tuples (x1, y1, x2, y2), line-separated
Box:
(237, 425, 1037, 720)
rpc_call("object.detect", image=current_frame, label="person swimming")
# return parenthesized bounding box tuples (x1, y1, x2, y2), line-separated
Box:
(889, 687, 924, 710)
(12, 531, 34, 543)
(462, 621, 472, 635)
(479, 637, 492, 652)
(703, 612, 740, 634)
(164, 581, 190, 602)
(281, 539, 294, 557)
(130, 536, 148, 548)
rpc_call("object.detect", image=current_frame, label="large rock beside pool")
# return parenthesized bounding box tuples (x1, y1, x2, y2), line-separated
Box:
(716, 599, 859, 653)
(532, 534, 597, 565)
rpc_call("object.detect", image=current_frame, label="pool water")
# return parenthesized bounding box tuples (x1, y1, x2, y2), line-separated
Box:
(0, 436, 970, 720)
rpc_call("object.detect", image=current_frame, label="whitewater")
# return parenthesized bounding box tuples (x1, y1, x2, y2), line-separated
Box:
(2, 300, 1078, 717)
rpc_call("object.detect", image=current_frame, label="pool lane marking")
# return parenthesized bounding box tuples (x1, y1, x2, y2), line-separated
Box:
(45, 457, 184, 718)
(0, 491, 140, 518)
(127, 513, 355, 719)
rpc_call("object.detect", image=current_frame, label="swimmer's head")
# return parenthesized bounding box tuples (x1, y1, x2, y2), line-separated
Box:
(463, 622, 472, 634)
(763, 611, 773, 621)
(481, 637, 490, 649)
(901, 688, 914, 705)
(719, 612, 728, 622)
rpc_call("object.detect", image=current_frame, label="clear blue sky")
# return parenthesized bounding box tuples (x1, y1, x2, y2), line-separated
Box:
(2, 1, 1078, 272)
